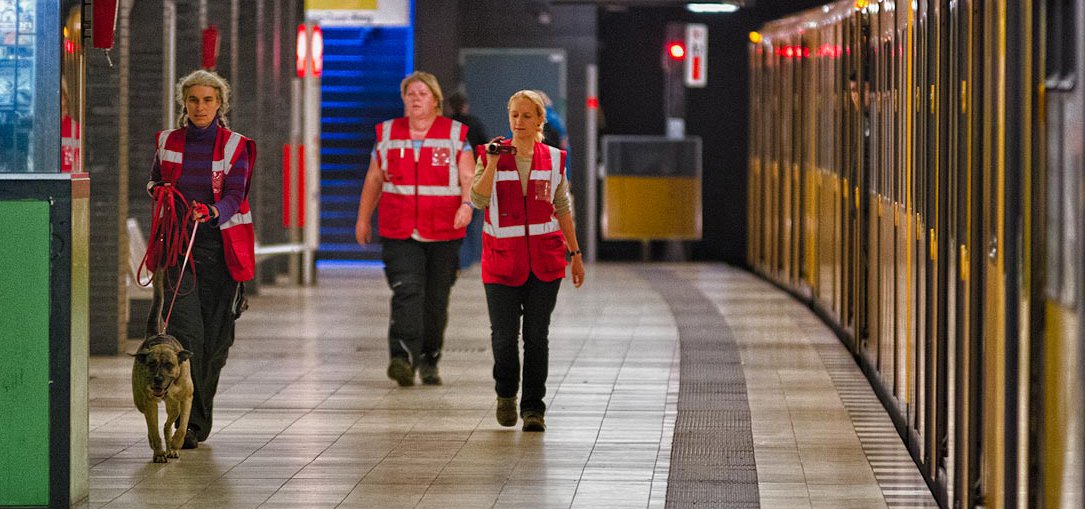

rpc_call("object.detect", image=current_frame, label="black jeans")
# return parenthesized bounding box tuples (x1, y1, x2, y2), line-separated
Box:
(381, 237, 462, 367)
(485, 274, 561, 414)
(146, 226, 237, 441)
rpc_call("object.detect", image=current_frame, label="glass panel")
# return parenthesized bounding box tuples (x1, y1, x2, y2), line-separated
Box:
(0, 0, 59, 173)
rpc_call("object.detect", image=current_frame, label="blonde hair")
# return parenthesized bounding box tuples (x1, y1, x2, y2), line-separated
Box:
(176, 69, 231, 128)
(508, 90, 547, 142)
(400, 71, 444, 114)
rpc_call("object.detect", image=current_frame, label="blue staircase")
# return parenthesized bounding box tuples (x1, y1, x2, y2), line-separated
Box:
(318, 26, 412, 261)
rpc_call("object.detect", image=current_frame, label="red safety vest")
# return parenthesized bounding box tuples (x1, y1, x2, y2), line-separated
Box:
(61, 115, 80, 173)
(374, 116, 467, 240)
(479, 140, 567, 286)
(155, 126, 258, 282)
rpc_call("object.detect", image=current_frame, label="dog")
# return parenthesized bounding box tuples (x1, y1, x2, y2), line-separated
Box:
(132, 332, 193, 463)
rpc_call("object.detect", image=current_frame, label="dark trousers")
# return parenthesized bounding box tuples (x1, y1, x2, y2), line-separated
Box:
(146, 226, 237, 441)
(485, 274, 561, 414)
(381, 237, 462, 367)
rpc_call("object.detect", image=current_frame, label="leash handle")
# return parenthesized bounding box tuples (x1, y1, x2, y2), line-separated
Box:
(162, 220, 199, 333)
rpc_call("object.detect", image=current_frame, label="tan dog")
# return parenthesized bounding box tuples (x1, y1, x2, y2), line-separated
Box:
(132, 333, 193, 463)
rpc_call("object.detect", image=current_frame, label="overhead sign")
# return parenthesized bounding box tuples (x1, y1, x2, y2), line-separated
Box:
(685, 23, 707, 88)
(305, 0, 410, 27)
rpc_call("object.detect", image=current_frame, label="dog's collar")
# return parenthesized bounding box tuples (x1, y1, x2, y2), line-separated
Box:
(142, 333, 182, 351)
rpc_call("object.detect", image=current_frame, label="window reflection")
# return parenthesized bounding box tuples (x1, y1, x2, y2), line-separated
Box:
(0, 0, 35, 172)
(61, 3, 81, 173)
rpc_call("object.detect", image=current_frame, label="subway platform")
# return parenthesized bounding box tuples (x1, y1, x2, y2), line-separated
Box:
(87, 263, 938, 508)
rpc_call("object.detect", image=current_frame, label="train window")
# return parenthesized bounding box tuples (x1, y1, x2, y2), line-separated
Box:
(1045, 0, 1075, 88)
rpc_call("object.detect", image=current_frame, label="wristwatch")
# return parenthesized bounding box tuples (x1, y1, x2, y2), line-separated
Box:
(567, 249, 582, 258)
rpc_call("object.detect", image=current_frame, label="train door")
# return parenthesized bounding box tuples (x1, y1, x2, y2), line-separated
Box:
(750, 42, 769, 271)
(846, 10, 869, 354)
(778, 36, 794, 282)
(863, 5, 882, 375)
(895, 0, 919, 424)
(801, 30, 818, 296)
(1039, 0, 1084, 506)
(913, 0, 932, 473)
(943, 0, 972, 504)
(790, 33, 805, 288)
(976, 0, 1012, 505)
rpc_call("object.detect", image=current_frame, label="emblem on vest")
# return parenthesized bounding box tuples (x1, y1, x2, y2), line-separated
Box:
(431, 147, 451, 167)
(212, 170, 225, 195)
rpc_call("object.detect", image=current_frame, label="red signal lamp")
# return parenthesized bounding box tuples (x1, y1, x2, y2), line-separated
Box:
(667, 41, 686, 61)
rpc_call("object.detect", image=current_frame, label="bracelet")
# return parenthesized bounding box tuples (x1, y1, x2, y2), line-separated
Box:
(462, 201, 473, 207)
(567, 249, 582, 257)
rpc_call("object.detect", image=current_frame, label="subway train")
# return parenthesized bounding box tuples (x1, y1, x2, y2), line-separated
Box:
(747, 1, 1082, 508)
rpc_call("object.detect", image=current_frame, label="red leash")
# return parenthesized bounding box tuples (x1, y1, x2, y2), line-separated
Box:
(162, 221, 198, 331)
(137, 185, 199, 334)
(138, 185, 190, 285)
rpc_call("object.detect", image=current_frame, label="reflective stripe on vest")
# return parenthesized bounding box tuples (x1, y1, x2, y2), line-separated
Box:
(219, 209, 253, 229)
(484, 144, 563, 239)
(375, 119, 463, 197)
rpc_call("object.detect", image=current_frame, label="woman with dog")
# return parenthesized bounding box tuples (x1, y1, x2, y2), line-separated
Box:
(470, 90, 585, 432)
(354, 71, 474, 387)
(145, 69, 256, 449)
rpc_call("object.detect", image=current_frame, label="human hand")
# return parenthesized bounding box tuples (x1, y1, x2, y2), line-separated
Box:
(453, 203, 472, 229)
(355, 219, 372, 245)
(570, 254, 585, 288)
(485, 137, 515, 156)
(147, 181, 170, 198)
(190, 200, 216, 223)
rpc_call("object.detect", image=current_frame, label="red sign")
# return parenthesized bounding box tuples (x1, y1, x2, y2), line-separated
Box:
(684, 24, 707, 88)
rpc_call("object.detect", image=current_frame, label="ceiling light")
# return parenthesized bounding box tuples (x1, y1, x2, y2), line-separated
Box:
(686, 2, 740, 13)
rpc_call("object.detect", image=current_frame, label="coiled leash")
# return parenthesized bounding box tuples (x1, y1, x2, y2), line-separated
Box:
(137, 184, 200, 335)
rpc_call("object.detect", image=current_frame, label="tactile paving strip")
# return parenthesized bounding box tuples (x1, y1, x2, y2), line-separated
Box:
(643, 269, 760, 508)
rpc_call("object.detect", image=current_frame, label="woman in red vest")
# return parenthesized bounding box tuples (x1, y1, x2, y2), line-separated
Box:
(146, 69, 255, 449)
(355, 72, 475, 387)
(470, 90, 586, 432)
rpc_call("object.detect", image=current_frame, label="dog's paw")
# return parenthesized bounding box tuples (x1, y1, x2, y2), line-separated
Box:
(153, 452, 168, 463)
(167, 449, 179, 459)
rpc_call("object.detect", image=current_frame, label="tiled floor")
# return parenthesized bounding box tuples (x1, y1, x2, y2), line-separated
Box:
(85, 263, 937, 508)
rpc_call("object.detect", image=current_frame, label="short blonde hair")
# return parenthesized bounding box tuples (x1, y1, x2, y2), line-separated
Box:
(176, 69, 231, 128)
(400, 71, 444, 114)
(508, 90, 547, 142)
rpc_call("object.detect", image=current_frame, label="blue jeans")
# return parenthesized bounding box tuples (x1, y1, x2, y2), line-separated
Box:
(485, 274, 562, 414)
(381, 237, 462, 367)
(459, 209, 483, 269)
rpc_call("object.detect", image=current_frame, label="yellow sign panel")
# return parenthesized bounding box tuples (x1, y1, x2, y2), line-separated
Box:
(306, 0, 377, 8)
(305, 0, 409, 27)
(603, 175, 702, 240)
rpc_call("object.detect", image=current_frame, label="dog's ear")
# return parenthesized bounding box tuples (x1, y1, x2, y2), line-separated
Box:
(133, 350, 150, 363)
(178, 350, 193, 363)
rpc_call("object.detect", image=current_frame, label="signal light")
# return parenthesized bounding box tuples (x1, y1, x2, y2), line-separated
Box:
(310, 26, 324, 77)
(667, 41, 686, 61)
(296, 24, 307, 77)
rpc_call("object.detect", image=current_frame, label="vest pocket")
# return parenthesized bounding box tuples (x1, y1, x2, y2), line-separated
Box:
(534, 234, 567, 274)
(222, 224, 256, 282)
(483, 244, 517, 279)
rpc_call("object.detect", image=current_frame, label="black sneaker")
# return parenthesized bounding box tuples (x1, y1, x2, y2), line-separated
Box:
(387, 357, 414, 386)
(521, 411, 545, 432)
(181, 428, 199, 449)
(418, 363, 442, 385)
